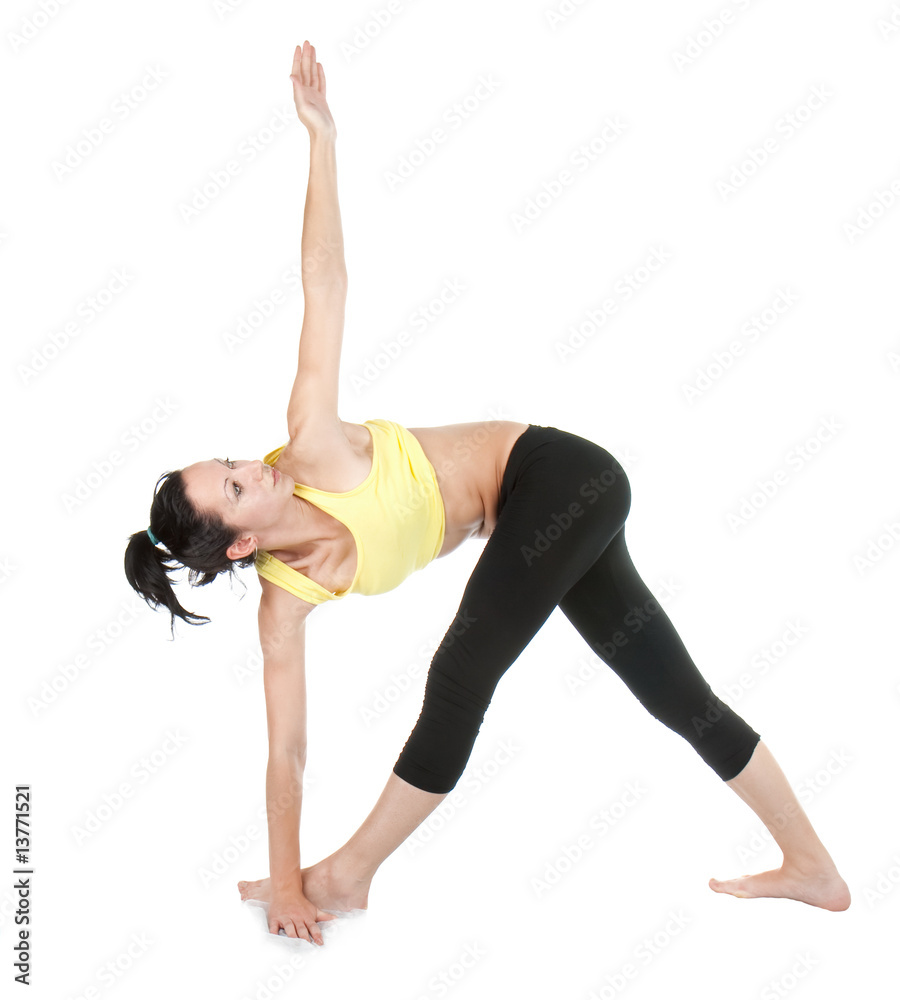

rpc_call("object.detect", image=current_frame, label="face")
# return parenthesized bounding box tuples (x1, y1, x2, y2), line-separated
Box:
(181, 457, 294, 557)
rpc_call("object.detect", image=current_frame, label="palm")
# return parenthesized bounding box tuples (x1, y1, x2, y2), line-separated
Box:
(290, 41, 335, 138)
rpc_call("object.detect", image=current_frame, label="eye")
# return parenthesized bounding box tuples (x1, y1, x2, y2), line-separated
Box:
(223, 458, 241, 497)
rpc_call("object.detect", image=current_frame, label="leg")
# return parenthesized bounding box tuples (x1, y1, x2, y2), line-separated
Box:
(300, 426, 632, 909)
(557, 527, 850, 910)
(710, 741, 850, 910)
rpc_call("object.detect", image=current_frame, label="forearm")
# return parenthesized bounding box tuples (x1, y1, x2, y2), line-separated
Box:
(266, 751, 306, 887)
(301, 135, 347, 287)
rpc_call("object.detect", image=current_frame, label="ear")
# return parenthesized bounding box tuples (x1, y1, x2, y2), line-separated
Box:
(227, 535, 257, 561)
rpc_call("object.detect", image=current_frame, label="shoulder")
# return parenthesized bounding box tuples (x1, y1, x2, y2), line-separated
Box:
(274, 416, 376, 490)
(258, 573, 318, 627)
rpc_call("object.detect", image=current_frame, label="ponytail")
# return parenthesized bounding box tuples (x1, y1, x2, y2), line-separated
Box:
(123, 469, 257, 639)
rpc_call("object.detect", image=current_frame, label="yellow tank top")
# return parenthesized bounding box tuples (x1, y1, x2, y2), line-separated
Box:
(254, 418, 446, 605)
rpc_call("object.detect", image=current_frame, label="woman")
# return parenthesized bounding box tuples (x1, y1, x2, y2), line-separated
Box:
(124, 42, 850, 944)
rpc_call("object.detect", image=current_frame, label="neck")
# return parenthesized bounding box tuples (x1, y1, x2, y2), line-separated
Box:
(256, 493, 337, 559)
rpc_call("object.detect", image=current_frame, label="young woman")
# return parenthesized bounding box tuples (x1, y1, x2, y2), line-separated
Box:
(124, 42, 850, 944)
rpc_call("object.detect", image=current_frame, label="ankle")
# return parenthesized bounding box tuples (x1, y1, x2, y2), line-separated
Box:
(781, 853, 837, 878)
(331, 846, 377, 885)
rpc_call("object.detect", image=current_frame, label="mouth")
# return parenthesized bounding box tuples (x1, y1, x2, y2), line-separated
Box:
(273, 468, 280, 485)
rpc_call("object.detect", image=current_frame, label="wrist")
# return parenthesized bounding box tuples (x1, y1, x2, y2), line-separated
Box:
(270, 867, 304, 894)
(309, 126, 337, 146)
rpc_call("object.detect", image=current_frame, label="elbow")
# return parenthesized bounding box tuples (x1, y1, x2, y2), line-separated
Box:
(302, 271, 348, 294)
(268, 744, 307, 768)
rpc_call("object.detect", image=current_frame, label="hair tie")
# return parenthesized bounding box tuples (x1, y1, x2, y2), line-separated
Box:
(147, 527, 160, 546)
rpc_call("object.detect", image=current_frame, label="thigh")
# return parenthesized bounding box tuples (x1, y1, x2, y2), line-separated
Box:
(393, 426, 633, 791)
(558, 526, 716, 711)
(434, 426, 633, 702)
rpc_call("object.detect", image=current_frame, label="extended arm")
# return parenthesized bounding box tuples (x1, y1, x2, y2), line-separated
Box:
(286, 40, 347, 438)
(255, 579, 335, 941)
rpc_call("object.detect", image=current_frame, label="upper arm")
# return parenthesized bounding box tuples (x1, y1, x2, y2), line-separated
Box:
(287, 282, 348, 435)
(258, 577, 317, 757)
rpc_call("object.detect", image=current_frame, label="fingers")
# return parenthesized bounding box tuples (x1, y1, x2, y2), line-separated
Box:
(267, 915, 329, 945)
(290, 41, 325, 94)
(309, 44, 318, 89)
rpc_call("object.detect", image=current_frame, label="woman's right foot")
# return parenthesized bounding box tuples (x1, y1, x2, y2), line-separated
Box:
(300, 855, 371, 912)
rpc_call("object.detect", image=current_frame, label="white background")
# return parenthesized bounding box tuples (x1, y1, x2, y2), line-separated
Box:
(3, 0, 900, 997)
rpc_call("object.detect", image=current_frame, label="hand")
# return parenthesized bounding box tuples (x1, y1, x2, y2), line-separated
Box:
(268, 884, 337, 944)
(290, 40, 336, 140)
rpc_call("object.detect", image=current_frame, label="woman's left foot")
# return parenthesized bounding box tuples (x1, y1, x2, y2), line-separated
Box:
(709, 864, 850, 910)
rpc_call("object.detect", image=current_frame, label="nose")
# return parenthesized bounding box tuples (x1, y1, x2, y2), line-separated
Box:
(239, 459, 265, 481)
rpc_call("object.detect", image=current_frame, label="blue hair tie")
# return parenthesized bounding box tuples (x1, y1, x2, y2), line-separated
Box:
(147, 527, 160, 546)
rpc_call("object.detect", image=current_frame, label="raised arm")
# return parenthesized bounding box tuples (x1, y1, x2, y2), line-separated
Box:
(256, 577, 335, 941)
(286, 41, 347, 439)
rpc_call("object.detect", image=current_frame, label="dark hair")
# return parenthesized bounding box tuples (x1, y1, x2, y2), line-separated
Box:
(123, 469, 258, 639)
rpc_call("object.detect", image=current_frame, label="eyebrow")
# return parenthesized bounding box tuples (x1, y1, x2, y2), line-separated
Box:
(213, 458, 232, 504)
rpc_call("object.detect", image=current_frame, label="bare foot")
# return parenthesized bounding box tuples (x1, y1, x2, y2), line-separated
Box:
(709, 863, 851, 911)
(237, 876, 273, 902)
(301, 856, 371, 913)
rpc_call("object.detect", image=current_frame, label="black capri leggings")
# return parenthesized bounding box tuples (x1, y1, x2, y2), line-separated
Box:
(392, 424, 761, 795)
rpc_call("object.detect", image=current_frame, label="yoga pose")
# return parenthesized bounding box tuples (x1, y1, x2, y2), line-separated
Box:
(124, 42, 850, 944)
